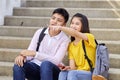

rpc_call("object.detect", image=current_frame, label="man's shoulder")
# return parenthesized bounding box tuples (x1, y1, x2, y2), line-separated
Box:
(36, 28, 47, 33)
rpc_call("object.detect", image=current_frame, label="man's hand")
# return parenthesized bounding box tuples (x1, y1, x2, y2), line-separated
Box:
(15, 55, 26, 67)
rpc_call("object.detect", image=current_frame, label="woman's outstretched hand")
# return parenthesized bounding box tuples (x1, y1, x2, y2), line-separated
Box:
(50, 26, 61, 31)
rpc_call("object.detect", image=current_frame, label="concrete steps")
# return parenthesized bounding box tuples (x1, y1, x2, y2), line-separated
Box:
(13, 7, 120, 18)
(4, 16, 120, 28)
(0, 0, 120, 80)
(0, 67, 118, 80)
(0, 60, 120, 80)
(0, 48, 120, 68)
(109, 54, 120, 68)
(0, 26, 120, 41)
(0, 62, 13, 76)
(0, 36, 30, 49)
(0, 26, 39, 37)
(0, 76, 12, 80)
(109, 68, 120, 80)
(91, 28, 120, 41)
(26, 0, 120, 8)
(0, 36, 120, 53)
(0, 48, 22, 62)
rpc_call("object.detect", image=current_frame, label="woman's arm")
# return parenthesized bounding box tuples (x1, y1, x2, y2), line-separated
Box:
(59, 27, 88, 41)
(51, 26, 88, 41)
(69, 59, 76, 70)
(59, 59, 76, 70)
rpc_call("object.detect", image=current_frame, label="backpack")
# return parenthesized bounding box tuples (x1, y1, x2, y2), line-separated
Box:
(36, 28, 47, 51)
(82, 40, 109, 80)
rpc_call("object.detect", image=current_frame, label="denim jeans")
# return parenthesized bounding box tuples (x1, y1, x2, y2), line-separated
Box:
(40, 61, 61, 80)
(58, 70, 92, 80)
(13, 61, 40, 80)
(13, 61, 60, 80)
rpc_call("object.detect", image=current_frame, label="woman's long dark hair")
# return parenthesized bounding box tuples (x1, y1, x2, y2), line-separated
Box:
(70, 13, 90, 41)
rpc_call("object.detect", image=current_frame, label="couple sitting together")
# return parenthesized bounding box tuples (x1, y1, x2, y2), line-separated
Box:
(13, 8, 102, 80)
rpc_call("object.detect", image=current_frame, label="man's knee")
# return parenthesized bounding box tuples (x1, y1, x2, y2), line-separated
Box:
(41, 61, 55, 71)
(41, 61, 53, 67)
(13, 64, 21, 72)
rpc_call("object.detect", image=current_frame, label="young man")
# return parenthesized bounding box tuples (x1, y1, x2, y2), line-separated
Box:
(13, 8, 70, 80)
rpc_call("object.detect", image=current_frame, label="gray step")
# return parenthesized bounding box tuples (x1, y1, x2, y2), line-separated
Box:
(109, 54, 120, 68)
(0, 76, 12, 80)
(4, 16, 120, 29)
(0, 48, 120, 68)
(0, 48, 21, 62)
(0, 61, 120, 80)
(13, 7, 120, 18)
(99, 40, 120, 54)
(0, 26, 120, 41)
(0, 36, 119, 53)
(0, 26, 39, 37)
(91, 28, 120, 41)
(26, 0, 120, 8)
(0, 36, 30, 49)
(0, 62, 13, 76)
(109, 68, 120, 80)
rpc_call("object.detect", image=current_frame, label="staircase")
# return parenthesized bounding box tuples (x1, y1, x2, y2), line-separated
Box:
(0, 0, 120, 80)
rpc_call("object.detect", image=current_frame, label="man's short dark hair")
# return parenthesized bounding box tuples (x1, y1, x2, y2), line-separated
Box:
(52, 8, 69, 23)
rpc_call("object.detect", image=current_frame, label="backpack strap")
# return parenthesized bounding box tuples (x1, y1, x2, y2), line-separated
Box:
(36, 28, 47, 51)
(95, 39, 98, 45)
(82, 40, 94, 72)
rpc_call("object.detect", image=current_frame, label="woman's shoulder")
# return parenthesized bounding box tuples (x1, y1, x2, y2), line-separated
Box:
(85, 33, 94, 37)
(85, 33, 95, 40)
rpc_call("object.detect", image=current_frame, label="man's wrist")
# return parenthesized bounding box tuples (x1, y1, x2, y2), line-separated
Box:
(19, 54, 26, 58)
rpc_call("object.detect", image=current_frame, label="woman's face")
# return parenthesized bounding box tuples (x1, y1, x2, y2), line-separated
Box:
(70, 17, 82, 32)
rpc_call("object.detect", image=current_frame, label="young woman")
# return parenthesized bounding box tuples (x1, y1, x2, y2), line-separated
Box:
(51, 13, 96, 80)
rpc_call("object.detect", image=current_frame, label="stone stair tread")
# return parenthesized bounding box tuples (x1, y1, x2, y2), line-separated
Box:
(26, 0, 120, 9)
(0, 36, 119, 53)
(0, 25, 40, 29)
(0, 76, 12, 80)
(110, 54, 120, 59)
(0, 61, 120, 73)
(1, 25, 120, 30)
(15, 7, 120, 11)
(109, 68, 120, 74)
(99, 40, 120, 44)
(4, 16, 120, 28)
(0, 26, 120, 31)
(109, 54, 120, 68)
(0, 36, 120, 43)
(0, 48, 22, 52)
(5, 16, 120, 19)
(91, 28, 120, 31)
(0, 69, 119, 80)
(0, 36, 31, 40)
(14, 7, 120, 10)
(0, 61, 13, 67)
(13, 7, 120, 18)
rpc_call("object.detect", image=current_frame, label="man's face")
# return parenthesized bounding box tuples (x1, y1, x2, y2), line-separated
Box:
(49, 13, 66, 27)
